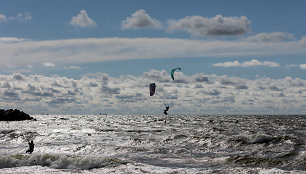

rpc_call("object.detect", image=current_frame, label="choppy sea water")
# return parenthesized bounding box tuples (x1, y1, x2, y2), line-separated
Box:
(0, 114, 305, 174)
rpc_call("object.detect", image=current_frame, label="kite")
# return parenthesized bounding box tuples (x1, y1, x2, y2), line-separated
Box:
(171, 67, 181, 80)
(149, 83, 156, 96)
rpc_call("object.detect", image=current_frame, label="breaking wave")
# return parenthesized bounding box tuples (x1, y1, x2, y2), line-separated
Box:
(0, 153, 127, 170)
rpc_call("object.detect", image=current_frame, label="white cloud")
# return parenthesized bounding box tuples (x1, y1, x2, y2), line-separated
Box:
(0, 37, 26, 43)
(70, 10, 97, 28)
(299, 64, 306, 70)
(0, 37, 306, 67)
(15, 12, 32, 22)
(0, 12, 31, 22)
(213, 59, 279, 68)
(1, 71, 306, 114)
(0, 14, 7, 22)
(300, 37, 306, 46)
(245, 32, 295, 42)
(285, 64, 297, 69)
(121, 9, 162, 29)
(64, 65, 82, 70)
(214, 61, 240, 67)
(42, 62, 56, 67)
(167, 15, 251, 37)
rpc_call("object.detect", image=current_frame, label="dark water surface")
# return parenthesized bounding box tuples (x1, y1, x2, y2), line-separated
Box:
(0, 114, 305, 173)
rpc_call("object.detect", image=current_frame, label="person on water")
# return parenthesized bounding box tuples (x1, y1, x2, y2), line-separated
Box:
(26, 140, 34, 154)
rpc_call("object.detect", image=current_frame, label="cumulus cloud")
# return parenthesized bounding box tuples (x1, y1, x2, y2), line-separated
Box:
(0, 12, 32, 22)
(1, 37, 306, 68)
(192, 73, 209, 82)
(0, 14, 7, 22)
(285, 64, 297, 69)
(121, 9, 162, 29)
(15, 12, 32, 22)
(42, 62, 56, 67)
(3, 90, 20, 100)
(64, 65, 83, 70)
(167, 15, 251, 37)
(245, 32, 295, 42)
(299, 64, 306, 70)
(13, 73, 24, 81)
(300, 37, 306, 47)
(0, 71, 306, 114)
(143, 69, 170, 82)
(213, 59, 280, 68)
(70, 10, 97, 28)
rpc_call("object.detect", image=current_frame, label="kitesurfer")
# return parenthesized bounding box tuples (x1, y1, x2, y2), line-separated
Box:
(26, 140, 34, 154)
(164, 106, 169, 115)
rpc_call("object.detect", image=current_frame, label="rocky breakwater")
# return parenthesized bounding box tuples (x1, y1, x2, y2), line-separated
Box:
(0, 109, 36, 121)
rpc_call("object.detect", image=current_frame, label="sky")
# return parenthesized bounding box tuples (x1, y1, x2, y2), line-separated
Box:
(1, 0, 306, 115)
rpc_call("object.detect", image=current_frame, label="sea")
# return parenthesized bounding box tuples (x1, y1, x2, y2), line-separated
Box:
(0, 114, 305, 174)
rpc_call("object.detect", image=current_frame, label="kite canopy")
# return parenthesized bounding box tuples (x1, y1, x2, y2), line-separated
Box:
(149, 83, 156, 96)
(171, 67, 181, 80)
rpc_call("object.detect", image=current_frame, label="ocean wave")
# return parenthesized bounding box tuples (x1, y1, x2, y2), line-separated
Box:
(228, 134, 301, 146)
(0, 129, 39, 142)
(227, 154, 306, 171)
(0, 153, 127, 170)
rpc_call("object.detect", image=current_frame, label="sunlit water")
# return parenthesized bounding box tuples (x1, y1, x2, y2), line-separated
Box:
(0, 114, 305, 173)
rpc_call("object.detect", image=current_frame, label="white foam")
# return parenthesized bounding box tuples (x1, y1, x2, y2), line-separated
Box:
(1, 114, 305, 173)
(259, 168, 306, 174)
(0, 153, 126, 170)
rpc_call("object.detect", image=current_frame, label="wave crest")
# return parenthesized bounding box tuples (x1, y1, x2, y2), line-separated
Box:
(0, 153, 127, 170)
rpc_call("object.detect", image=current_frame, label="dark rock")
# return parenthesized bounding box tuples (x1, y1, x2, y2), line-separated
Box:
(0, 109, 36, 121)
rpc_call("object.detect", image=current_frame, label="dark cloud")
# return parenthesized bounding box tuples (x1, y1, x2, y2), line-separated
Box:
(30, 92, 54, 97)
(257, 86, 265, 90)
(50, 88, 61, 94)
(13, 73, 24, 81)
(66, 90, 77, 96)
(269, 86, 283, 91)
(220, 79, 237, 86)
(97, 73, 110, 84)
(116, 93, 143, 102)
(101, 85, 120, 95)
(167, 15, 251, 37)
(194, 75, 209, 82)
(236, 84, 248, 90)
(49, 97, 76, 105)
(205, 89, 221, 96)
(88, 82, 98, 87)
(164, 95, 178, 100)
(3, 90, 20, 100)
(52, 82, 63, 87)
(278, 93, 285, 97)
(27, 84, 36, 91)
(212, 96, 235, 104)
